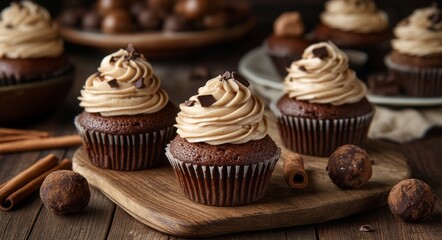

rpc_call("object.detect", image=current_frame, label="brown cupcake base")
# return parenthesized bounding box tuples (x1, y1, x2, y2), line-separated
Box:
(166, 146, 280, 206)
(385, 56, 442, 97)
(75, 117, 176, 171)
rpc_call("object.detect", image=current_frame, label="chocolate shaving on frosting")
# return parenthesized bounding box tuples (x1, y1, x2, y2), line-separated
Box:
(134, 78, 145, 89)
(125, 43, 141, 61)
(231, 72, 250, 87)
(197, 94, 216, 107)
(107, 79, 119, 88)
(299, 66, 307, 72)
(312, 46, 329, 59)
(184, 100, 195, 107)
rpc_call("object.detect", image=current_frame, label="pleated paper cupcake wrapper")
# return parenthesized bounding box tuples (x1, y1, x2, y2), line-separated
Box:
(75, 119, 175, 171)
(385, 56, 442, 97)
(165, 146, 281, 206)
(270, 102, 373, 157)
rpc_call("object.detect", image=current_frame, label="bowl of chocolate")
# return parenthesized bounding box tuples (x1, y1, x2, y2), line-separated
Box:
(58, 0, 254, 57)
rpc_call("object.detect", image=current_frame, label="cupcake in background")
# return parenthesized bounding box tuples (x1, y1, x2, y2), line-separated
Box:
(264, 12, 311, 78)
(385, 4, 442, 97)
(0, 1, 71, 86)
(166, 71, 281, 206)
(75, 44, 177, 171)
(314, 0, 390, 74)
(272, 42, 374, 157)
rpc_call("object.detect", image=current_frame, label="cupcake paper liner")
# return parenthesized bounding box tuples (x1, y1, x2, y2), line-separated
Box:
(165, 146, 281, 206)
(75, 117, 175, 171)
(271, 102, 373, 157)
(385, 56, 442, 97)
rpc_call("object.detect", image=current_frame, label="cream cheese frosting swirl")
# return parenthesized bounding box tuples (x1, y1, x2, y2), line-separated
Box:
(320, 0, 388, 33)
(175, 73, 268, 145)
(392, 5, 442, 57)
(0, 1, 63, 59)
(284, 42, 367, 106)
(79, 46, 168, 116)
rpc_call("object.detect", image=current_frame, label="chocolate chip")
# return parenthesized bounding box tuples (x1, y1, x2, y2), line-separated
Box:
(428, 11, 441, 24)
(125, 43, 141, 61)
(359, 225, 374, 232)
(189, 66, 210, 81)
(108, 79, 119, 88)
(134, 78, 145, 89)
(370, 160, 375, 165)
(231, 72, 250, 87)
(221, 71, 231, 80)
(109, 56, 117, 63)
(184, 100, 195, 107)
(299, 66, 307, 72)
(312, 46, 329, 59)
(197, 94, 216, 107)
(126, 43, 135, 53)
(5, 24, 12, 29)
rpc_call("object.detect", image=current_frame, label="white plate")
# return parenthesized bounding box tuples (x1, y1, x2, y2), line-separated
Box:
(238, 46, 442, 107)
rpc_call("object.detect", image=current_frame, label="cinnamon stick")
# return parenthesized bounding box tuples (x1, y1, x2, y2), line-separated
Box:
(0, 158, 72, 211)
(283, 152, 309, 189)
(0, 154, 58, 205)
(0, 135, 82, 154)
(0, 128, 49, 137)
(0, 134, 45, 144)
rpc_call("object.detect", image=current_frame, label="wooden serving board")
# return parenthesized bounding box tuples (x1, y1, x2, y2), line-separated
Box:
(72, 113, 410, 238)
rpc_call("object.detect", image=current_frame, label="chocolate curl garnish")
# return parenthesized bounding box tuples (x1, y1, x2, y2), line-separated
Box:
(184, 100, 195, 107)
(134, 78, 145, 89)
(197, 94, 216, 107)
(125, 43, 141, 61)
(283, 151, 308, 189)
(231, 72, 250, 87)
(107, 79, 119, 88)
(312, 46, 329, 59)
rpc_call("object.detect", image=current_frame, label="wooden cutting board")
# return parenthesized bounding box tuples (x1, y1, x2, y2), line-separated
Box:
(72, 113, 410, 238)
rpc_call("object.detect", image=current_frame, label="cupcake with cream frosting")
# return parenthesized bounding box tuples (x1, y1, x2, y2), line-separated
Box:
(0, 1, 71, 86)
(272, 42, 374, 157)
(166, 71, 281, 206)
(385, 4, 442, 97)
(75, 44, 177, 170)
(314, 0, 390, 73)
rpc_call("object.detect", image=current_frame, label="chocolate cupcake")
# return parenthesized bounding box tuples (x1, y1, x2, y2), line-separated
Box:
(75, 44, 177, 171)
(166, 71, 281, 206)
(271, 42, 374, 157)
(264, 12, 311, 78)
(385, 4, 442, 97)
(0, 1, 72, 86)
(313, 0, 390, 73)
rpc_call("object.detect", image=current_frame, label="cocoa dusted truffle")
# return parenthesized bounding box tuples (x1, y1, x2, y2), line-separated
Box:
(82, 11, 102, 31)
(163, 14, 191, 32)
(101, 9, 133, 34)
(97, 0, 126, 14)
(40, 170, 91, 215)
(174, 0, 212, 20)
(60, 8, 85, 28)
(326, 144, 372, 189)
(388, 179, 436, 222)
(137, 9, 163, 30)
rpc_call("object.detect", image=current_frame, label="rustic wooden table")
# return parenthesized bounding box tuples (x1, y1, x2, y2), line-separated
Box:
(1, 1, 441, 239)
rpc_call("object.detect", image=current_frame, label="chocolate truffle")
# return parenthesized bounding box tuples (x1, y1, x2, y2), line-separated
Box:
(137, 9, 163, 30)
(148, 0, 176, 12)
(174, 0, 212, 20)
(130, 1, 146, 16)
(97, 0, 126, 14)
(326, 144, 372, 189)
(101, 10, 133, 34)
(60, 8, 85, 28)
(163, 14, 191, 32)
(388, 179, 436, 222)
(82, 11, 102, 31)
(203, 11, 228, 29)
(40, 170, 91, 215)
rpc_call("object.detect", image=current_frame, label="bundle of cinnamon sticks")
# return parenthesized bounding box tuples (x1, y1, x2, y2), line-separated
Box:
(0, 154, 71, 211)
(0, 128, 82, 154)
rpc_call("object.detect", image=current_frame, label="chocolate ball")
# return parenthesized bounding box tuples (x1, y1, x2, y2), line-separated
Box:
(326, 144, 372, 189)
(82, 11, 102, 31)
(137, 9, 163, 30)
(203, 11, 228, 29)
(130, 1, 146, 16)
(163, 14, 191, 32)
(97, 0, 126, 14)
(40, 170, 90, 215)
(101, 10, 133, 34)
(60, 8, 85, 28)
(388, 179, 436, 222)
(148, 0, 176, 13)
(174, 0, 212, 20)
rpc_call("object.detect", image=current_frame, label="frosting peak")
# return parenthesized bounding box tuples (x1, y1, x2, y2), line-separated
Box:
(392, 5, 442, 57)
(0, 1, 63, 59)
(320, 0, 388, 33)
(274, 12, 304, 37)
(284, 42, 367, 106)
(79, 45, 168, 116)
(175, 72, 268, 145)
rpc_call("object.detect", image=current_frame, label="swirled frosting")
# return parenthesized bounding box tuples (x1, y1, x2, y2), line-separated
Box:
(392, 5, 442, 57)
(284, 42, 367, 106)
(175, 73, 268, 145)
(0, 1, 63, 59)
(79, 46, 168, 116)
(274, 12, 304, 37)
(320, 0, 388, 33)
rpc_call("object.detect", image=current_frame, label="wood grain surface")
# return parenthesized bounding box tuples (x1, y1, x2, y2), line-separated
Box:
(72, 113, 410, 238)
